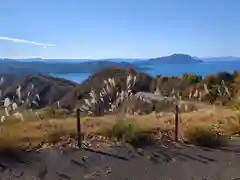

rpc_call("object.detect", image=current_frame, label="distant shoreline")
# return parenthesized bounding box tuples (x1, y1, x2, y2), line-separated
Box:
(51, 61, 240, 83)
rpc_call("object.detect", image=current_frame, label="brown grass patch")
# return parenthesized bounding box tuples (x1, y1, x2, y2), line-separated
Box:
(179, 107, 240, 136)
(0, 119, 76, 150)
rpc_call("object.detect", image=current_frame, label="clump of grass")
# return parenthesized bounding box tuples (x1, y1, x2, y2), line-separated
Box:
(228, 100, 240, 111)
(104, 119, 154, 147)
(184, 125, 228, 148)
(112, 120, 139, 140)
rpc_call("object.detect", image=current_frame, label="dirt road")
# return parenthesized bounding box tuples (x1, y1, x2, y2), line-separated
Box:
(1, 139, 240, 180)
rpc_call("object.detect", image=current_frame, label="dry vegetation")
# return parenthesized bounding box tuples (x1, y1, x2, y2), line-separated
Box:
(0, 103, 240, 150)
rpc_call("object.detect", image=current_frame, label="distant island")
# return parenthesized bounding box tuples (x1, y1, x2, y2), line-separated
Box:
(149, 54, 203, 64)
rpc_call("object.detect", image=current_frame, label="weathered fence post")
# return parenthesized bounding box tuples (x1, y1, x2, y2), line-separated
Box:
(175, 104, 179, 142)
(76, 108, 81, 147)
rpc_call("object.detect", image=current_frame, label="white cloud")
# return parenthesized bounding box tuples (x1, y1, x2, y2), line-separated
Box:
(0, 36, 56, 47)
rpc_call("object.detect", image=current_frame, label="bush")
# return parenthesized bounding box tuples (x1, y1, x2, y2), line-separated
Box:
(184, 125, 228, 147)
(109, 119, 153, 147)
(182, 73, 202, 84)
(112, 120, 139, 140)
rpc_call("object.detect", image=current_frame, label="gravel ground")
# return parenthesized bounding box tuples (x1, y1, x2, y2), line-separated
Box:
(0, 139, 240, 180)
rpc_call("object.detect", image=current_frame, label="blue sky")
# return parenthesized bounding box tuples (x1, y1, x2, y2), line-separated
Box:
(0, 0, 239, 59)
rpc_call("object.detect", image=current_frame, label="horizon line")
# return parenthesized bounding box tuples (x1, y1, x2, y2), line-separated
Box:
(1, 55, 240, 60)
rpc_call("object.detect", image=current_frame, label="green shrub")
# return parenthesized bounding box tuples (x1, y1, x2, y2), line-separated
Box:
(112, 120, 139, 140)
(110, 119, 153, 147)
(182, 73, 202, 84)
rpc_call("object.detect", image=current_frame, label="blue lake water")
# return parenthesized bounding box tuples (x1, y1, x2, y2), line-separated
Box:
(51, 73, 91, 83)
(52, 61, 240, 83)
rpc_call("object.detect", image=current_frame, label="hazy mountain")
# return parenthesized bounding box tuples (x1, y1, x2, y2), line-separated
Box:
(0, 64, 40, 75)
(0, 59, 134, 74)
(3, 55, 240, 65)
(13, 58, 147, 63)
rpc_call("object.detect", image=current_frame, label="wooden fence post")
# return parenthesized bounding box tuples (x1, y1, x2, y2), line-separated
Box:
(175, 104, 179, 142)
(76, 108, 81, 147)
